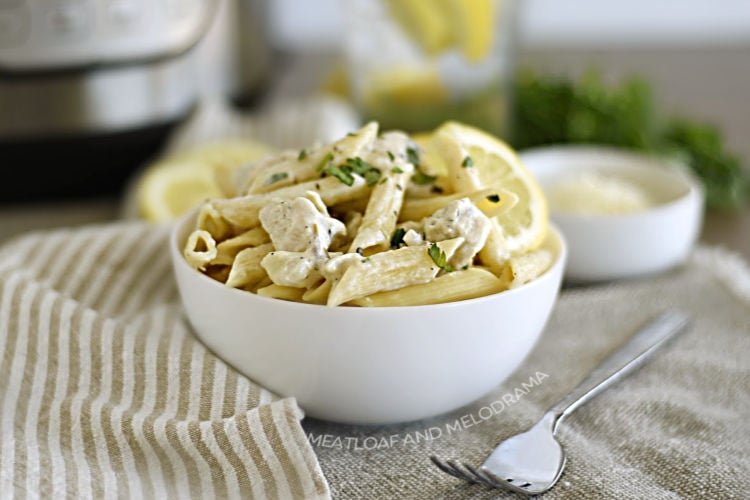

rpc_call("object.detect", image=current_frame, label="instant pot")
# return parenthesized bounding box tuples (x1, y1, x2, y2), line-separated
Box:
(0, 0, 268, 201)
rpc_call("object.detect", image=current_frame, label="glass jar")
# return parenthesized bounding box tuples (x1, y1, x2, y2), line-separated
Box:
(342, 0, 518, 138)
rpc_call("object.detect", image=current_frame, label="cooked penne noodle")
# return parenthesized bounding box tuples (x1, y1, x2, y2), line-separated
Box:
(435, 129, 483, 193)
(330, 197, 369, 215)
(349, 166, 412, 252)
(400, 187, 513, 222)
(184, 230, 217, 271)
(225, 243, 274, 289)
(250, 275, 274, 292)
(302, 280, 332, 305)
(210, 196, 267, 229)
(213, 227, 270, 266)
(351, 268, 505, 306)
(328, 238, 463, 307)
(508, 248, 553, 289)
(196, 203, 232, 241)
(256, 284, 306, 302)
(246, 122, 379, 194)
(213, 175, 371, 229)
(478, 226, 509, 275)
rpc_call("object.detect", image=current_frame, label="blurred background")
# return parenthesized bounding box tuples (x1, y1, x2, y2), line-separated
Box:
(0, 0, 748, 252)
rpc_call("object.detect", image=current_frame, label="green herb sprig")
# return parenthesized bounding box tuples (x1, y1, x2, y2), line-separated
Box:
(264, 172, 289, 186)
(322, 156, 382, 187)
(512, 69, 749, 209)
(428, 243, 454, 272)
(390, 227, 406, 249)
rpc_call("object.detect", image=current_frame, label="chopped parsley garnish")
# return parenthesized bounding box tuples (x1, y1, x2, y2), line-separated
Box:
(392, 166, 404, 174)
(462, 156, 474, 168)
(322, 164, 354, 186)
(390, 227, 406, 249)
(347, 132, 357, 137)
(364, 168, 382, 186)
(428, 243, 454, 272)
(486, 194, 501, 203)
(265, 172, 289, 185)
(361, 257, 370, 263)
(298, 149, 307, 161)
(315, 152, 335, 172)
(406, 147, 420, 166)
(411, 170, 437, 185)
(345, 156, 374, 175)
(323, 156, 382, 187)
(387, 151, 395, 162)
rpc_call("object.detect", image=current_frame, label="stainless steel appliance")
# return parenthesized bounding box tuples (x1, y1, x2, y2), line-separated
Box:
(0, 0, 268, 201)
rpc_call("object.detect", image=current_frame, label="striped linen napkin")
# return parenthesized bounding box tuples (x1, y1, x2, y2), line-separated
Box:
(0, 223, 330, 499)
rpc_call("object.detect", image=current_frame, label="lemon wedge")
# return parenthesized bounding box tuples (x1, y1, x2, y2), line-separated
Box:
(384, 0, 496, 62)
(137, 161, 222, 222)
(440, 0, 496, 62)
(136, 140, 271, 222)
(431, 121, 548, 255)
(384, 0, 453, 55)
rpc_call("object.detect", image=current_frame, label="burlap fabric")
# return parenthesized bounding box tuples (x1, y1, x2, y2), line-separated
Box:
(305, 247, 750, 499)
(0, 223, 748, 499)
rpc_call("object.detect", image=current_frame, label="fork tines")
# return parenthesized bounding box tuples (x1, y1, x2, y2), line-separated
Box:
(430, 456, 535, 495)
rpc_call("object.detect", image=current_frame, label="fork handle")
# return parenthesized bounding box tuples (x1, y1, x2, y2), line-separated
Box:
(549, 310, 690, 432)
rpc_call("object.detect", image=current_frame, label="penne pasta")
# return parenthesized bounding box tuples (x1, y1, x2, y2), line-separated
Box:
(327, 237, 463, 307)
(507, 248, 554, 289)
(351, 268, 505, 306)
(348, 166, 413, 252)
(246, 122, 379, 194)
(213, 175, 371, 229)
(302, 280, 332, 305)
(184, 230, 217, 271)
(399, 187, 513, 222)
(256, 284, 306, 302)
(196, 203, 232, 241)
(213, 227, 270, 266)
(225, 243, 274, 289)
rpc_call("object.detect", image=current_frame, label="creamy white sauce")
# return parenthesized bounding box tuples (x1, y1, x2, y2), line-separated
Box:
(423, 198, 491, 268)
(259, 197, 346, 255)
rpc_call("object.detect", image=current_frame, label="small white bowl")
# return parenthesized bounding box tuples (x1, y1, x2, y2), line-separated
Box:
(171, 214, 567, 425)
(520, 146, 704, 282)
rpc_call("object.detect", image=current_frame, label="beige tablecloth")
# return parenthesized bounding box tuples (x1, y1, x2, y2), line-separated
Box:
(306, 247, 750, 499)
(1, 223, 748, 499)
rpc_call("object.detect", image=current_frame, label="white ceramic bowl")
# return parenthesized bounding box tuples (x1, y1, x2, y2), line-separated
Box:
(171, 215, 567, 425)
(520, 146, 704, 283)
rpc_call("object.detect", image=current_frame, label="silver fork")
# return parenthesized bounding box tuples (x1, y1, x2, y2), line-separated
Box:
(431, 310, 691, 496)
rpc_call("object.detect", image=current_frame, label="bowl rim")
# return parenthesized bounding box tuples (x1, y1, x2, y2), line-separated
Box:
(519, 144, 705, 221)
(171, 210, 568, 312)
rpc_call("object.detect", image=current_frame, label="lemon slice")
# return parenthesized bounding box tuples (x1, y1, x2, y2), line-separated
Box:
(384, 0, 495, 62)
(384, 0, 453, 55)
(432, 121, 548, 255)
(440, 0, 496, 62)
(136, 140, 271, 222)
(137, 161, 221, 222)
